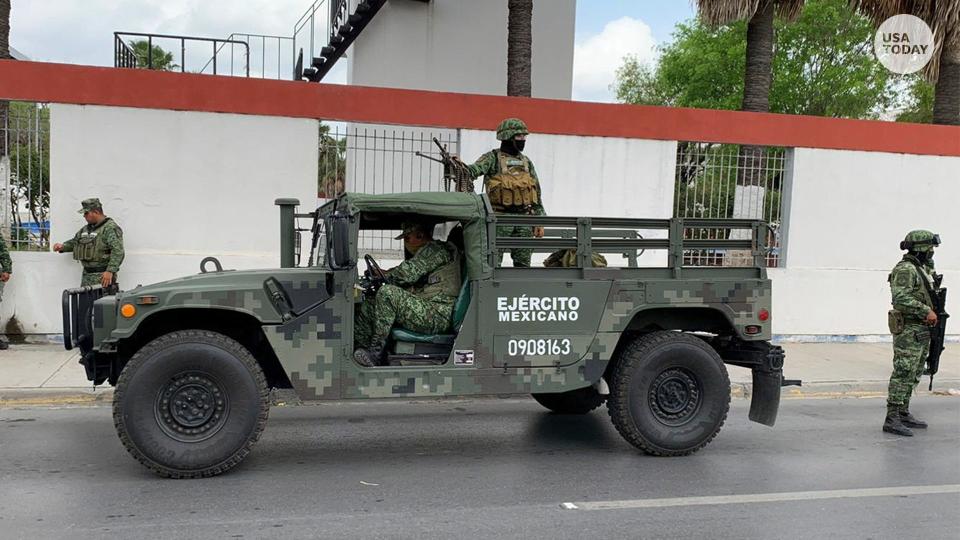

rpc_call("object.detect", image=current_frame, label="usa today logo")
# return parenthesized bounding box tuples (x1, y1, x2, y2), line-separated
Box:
(873, 14, 934, 74)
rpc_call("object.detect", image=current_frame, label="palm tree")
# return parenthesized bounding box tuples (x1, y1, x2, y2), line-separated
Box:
(129, 40, 179, 71)
(695, 1, 803, 265)
(507, 0, 532, 97)
(850, 1, 959, 125)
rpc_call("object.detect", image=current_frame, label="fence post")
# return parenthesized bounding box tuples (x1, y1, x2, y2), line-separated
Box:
(275, 198, 301, 268)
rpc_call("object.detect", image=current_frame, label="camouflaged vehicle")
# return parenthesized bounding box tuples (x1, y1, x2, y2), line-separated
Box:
(62, 192, 793, 478)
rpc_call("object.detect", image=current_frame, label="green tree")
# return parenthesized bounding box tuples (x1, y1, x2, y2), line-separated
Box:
(616, 0, 894, 118)
(130, 39, 179, 71)
(318, 123, 346, 198)
(895, 77, 934, 123)
(850, 1, 959, 125)
(6, 102, 50, 250)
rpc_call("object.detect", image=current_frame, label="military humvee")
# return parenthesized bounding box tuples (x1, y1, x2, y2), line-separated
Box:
(63, 192, 792, 478)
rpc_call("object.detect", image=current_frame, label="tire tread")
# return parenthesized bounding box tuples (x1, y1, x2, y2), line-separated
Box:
(112, 329, 270, 479)
(606, 331, 730, 457)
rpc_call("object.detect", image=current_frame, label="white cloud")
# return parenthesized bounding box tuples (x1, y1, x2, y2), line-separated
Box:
(573, 16, 657, 103)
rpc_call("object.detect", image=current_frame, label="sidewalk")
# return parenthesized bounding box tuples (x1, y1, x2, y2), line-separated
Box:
(1, 343, 958, 406)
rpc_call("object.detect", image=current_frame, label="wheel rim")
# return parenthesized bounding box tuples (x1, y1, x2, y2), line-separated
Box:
(649, 368, 702, 426)
(155, 372, 229, 443)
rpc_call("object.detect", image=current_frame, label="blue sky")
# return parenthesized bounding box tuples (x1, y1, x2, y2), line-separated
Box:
(576, 0, 693, 44)
(9, 0, 695, 103)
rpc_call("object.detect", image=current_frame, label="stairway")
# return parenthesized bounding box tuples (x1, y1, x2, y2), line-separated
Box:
(302, 0, 389, 82)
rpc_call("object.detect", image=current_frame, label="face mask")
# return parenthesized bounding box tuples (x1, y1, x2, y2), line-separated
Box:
(405, 238, 425, 255)
(513, 139, 526, 153)
(913, 250, 932, 264)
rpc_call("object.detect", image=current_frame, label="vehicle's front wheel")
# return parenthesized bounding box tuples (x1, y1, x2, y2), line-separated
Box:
(607, 331, 730, 456)
(113, 330, 269, 478)
(531, 386, 606, 414)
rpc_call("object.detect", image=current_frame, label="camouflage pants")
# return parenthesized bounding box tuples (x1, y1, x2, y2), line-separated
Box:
(354, 284, 453, 350)
(81, 271, 117, 287)
(496, 225, 533, 268)
(887, 324, 930, 411)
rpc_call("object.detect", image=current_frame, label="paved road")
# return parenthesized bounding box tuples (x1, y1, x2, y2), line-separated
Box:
(1, 397, 958, 539)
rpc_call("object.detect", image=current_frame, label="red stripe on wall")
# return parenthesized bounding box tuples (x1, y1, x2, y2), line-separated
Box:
(1, 60, 958, 156)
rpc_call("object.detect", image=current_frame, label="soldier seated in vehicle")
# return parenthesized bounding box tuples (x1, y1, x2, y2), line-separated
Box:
(353, 221, 462, 367)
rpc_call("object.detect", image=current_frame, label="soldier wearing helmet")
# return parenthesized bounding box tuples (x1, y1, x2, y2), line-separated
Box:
(461, 118, 545, 268)
(53, 198, 125, 288)
(883, 230, 943, 436)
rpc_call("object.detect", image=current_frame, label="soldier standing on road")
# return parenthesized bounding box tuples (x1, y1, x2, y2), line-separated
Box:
(353, 222, 461, 367)
(53, 198, 124, 288)
(0, 235, 11, 350)
(461, 118, 545, 267)
(883, 230, 943, 436)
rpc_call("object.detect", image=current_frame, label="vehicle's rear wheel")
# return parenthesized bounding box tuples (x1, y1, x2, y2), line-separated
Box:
(531, 386, 606, 414)
(607, 331, 730, 456)
(113, 330, 269, 478)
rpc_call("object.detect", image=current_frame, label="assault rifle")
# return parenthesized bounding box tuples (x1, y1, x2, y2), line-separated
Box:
(925, 273, 949, 390)
(416, 138, 474, 193)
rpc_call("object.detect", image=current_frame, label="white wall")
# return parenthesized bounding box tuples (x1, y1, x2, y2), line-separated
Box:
(460, 129, 675, 266)
(0, 104, 319, 334)
(7, 105, 958, 338)
(773, 148, 960, 337)
(348, 0, 576, 99)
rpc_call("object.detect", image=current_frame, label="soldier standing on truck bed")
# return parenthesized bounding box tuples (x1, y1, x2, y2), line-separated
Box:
(883, 230, 943, 436)
(460, 118, 545, 267)
(353, 221, 462, 367)
(53, 198, 124, 288)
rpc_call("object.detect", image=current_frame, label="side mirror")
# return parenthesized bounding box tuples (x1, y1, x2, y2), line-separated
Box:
(328, 214, 354, 270)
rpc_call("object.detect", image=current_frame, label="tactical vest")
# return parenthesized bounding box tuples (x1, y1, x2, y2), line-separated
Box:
(73, 218, 121, 269)
(414, 242, 462, 303)
(486, 151, 539, 213)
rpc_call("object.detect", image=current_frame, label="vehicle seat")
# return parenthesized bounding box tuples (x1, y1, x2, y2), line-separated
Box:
(391, 226, 469, 347)
(390, 274, 471, 345)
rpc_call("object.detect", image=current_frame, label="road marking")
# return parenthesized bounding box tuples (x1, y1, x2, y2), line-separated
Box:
(562, 484, 960, 511)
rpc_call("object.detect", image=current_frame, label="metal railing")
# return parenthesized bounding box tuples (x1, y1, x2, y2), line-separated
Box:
(114, 35, 137, 69)
(495, 215, 770, 273)
(113, 31, 250, 76)
(1, 102, 50, 251)
(319, 123, 461, 254)
(674, 143, 787, 268)
(200, 33, 295, 80)
(293, 0, 333, 77)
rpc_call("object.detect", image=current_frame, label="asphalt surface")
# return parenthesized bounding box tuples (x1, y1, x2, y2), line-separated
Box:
(0, 397, 958, 539)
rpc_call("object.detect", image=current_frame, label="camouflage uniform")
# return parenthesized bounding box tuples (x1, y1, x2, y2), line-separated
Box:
(884, 230, 942, 436)
(59, 199, 125, 287)
(354, 239, 461, 351)
(465, 118, 545, 268)
(0, 236, 11, 348)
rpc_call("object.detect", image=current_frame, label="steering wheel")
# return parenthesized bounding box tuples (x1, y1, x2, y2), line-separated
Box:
(365, 254, 386, 280)
(362, 254, 387, 295)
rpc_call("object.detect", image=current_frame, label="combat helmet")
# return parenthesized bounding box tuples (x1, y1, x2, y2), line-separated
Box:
(900, 230, 940, 252)
(496, 118, 529, 141)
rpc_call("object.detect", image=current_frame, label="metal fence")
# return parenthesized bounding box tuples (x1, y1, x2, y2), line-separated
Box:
(674, 142, 787, 267)
(318, 123, 460, 255)
(1, 102, 50, 251)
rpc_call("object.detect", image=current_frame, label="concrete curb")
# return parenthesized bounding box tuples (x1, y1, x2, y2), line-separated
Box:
(2, 379, 959, 408)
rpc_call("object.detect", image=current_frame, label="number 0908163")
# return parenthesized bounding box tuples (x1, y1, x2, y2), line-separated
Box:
(507, 338, 572, 357)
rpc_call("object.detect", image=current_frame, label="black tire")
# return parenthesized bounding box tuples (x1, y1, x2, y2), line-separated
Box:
(113, 330, 269, 478)
(607, 331, 729, 456)
(531, 386, 606, 414)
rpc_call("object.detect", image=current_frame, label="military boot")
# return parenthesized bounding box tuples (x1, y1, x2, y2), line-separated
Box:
(882, 411, 913, 437)
(900, 410, 928, 429)
(353, 346, 386, 367)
